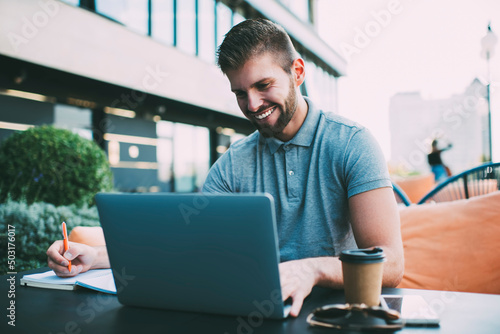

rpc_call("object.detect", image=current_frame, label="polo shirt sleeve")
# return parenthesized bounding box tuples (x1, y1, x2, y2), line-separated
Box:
(202, 152, 233, 194)
(343, 128, 392, 198)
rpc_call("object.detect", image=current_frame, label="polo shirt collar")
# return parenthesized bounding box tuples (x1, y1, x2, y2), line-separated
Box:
(263, 97, 320, 154)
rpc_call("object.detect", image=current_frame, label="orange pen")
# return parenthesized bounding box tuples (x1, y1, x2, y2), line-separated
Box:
(62, 222, 72, 272)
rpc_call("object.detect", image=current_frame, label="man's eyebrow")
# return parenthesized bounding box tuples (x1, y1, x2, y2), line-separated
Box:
(231, 77, 274, 92)
(252, 77, 273, 86)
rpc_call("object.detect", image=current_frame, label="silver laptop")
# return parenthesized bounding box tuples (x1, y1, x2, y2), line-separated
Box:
(95, 192, 291, 319)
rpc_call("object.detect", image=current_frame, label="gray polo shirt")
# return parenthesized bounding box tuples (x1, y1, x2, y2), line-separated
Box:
(202, 97, 391, 262)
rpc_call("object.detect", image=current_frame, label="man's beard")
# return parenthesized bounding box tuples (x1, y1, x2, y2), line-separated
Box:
(256, 78, 298, 139)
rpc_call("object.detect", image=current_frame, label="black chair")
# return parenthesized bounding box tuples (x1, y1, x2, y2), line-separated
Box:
(392, 182, 411, 206)
(418, 162, 500, 204)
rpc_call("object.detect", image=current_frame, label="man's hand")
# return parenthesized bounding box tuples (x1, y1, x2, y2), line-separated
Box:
(46, 241, 100, 277)
(279, 258, 317, 317)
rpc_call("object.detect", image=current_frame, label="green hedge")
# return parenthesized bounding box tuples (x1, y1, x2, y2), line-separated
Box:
(0, 200, 100, 275)
(0, 125, 113, 206)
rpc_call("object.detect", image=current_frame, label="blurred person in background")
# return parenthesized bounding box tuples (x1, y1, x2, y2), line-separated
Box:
(428, 139, 453, 183)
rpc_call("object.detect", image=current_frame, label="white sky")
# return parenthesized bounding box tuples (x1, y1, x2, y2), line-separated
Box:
(316, 0, 500, 161)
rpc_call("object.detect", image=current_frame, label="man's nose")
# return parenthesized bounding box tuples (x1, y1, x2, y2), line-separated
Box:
(247, 91, 262, 113)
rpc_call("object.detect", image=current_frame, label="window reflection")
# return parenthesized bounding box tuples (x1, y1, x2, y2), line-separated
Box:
(233, 10, 245, 26)
(60, 0, 79, 6)
(96, 0, 149, 35)
(158, 121, 209, 192)
(54, 104, 92, 140)
(279, 0, 310, 23)
(216, 2, 232, 49)
(176, 0, 196, 55)
(304, 60, 337, 112)
(173, 123, 209, 192)
(304, 60, 320, 107)
(198, 0, 216, 63)
(157, 120, 174, 191)
(215, 127, 246, 159)
(151, 0, 174, 45)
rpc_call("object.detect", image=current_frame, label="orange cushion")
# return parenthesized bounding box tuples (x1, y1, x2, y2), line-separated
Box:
(393, 174, 435, 203)
(398, 191, 500, 294)
(68, 226, 106, 246)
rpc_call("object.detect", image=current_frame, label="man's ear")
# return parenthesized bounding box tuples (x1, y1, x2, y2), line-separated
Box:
(292, 58, 306, 87)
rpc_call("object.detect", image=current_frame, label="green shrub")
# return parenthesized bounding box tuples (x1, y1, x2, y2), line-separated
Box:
(0, 200, 101, 274)
(0, 125, 113, 206)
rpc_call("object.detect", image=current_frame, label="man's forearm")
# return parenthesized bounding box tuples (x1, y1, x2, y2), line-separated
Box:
(303, 250, 403, 289)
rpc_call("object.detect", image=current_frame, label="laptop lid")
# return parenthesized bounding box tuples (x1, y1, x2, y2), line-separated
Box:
(95, 192, 290, 319)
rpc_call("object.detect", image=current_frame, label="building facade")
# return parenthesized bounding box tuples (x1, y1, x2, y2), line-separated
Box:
(0, 0, 346, 192)
(389, 79, 489, 176)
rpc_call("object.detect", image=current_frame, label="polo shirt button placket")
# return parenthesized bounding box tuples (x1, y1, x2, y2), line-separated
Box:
(284, 145, 298, 198)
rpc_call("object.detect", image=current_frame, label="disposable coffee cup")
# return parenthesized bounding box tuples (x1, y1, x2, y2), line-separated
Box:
(340, 247, 386, 306)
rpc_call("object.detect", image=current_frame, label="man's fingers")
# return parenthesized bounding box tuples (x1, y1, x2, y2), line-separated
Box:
(47, 241, 86, 277)
(63, 241, 87, 261)
(63, 246, 76, 261)
(54, 268, 81, 278)
(281, 284, 293, 302)
(61, 265, 82, 277)
(48, 259, 82, 277)
(281, 281, 306, 317)
(289, 292, 305, 318)
(46, 241, 67, 265)
(280, 274, 299, 301)
(47, 257, 71, 277)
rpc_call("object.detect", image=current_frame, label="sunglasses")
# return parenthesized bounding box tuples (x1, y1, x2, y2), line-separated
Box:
(307, 303, 404, 331)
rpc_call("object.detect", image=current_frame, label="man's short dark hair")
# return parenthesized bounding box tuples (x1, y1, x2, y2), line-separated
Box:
(217, 19, 297, 74)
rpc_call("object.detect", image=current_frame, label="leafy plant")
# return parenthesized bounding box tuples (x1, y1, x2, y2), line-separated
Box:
(0, 125, 113, 206)
(0, 200, 101, 275)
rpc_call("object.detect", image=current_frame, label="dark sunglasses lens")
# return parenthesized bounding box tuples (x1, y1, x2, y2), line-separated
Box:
(314, 307, 349, 319)
(367, 308, 401, 321)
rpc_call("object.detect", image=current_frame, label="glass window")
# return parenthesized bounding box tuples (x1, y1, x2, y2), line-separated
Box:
(96, 0, 149, 35)
(279, 0, 310, 23)
(54, 104, 92, 140)
(157, 120, 174, 190)
(173, 123, 209, 192)
(176, 0, 196, 55)
(60, 0, 79, 6)
(193, 126, 210, 190)
(214, 127, 246, 160)
(324, 72, 337, 112)
(319, 67, 327, 107)
(232, 10, 245, 26)
(216, 2, 232, 50)
(304, 60, 320, 107)
(303, 61, 336, 112)
(151, 0, 174, 46)
(157, 121, 209, 192)
(305, 62, 338, 113)
(329, 74, 338, 113)
(198, 0, 216, 63)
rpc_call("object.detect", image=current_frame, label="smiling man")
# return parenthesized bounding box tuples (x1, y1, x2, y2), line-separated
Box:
(202, 19, 404, 317)
(226, 54, 303, 142)
(46, 18, 403, 319)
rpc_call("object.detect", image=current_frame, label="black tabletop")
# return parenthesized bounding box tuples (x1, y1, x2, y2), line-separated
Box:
(2, 268, 500, 334)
